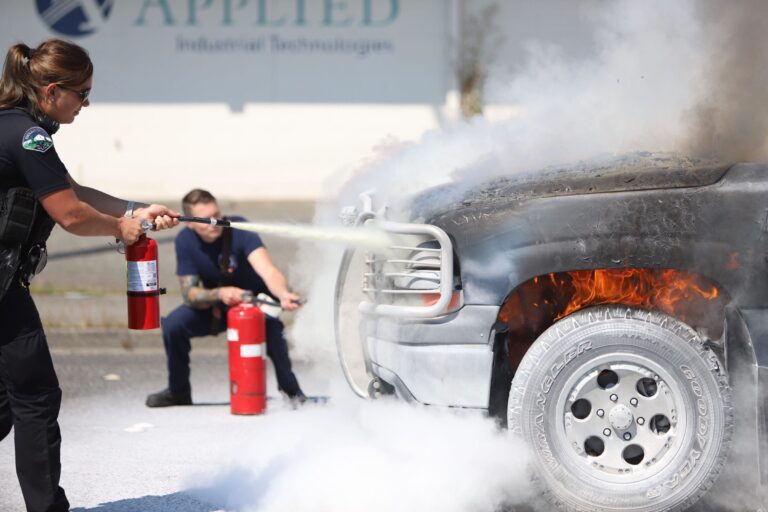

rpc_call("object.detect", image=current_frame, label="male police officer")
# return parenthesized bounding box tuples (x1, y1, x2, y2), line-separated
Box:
(146, 189, 307, 407)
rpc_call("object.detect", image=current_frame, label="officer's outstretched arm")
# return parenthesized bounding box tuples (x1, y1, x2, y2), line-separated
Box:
(67, 174, 134, 217)
(66, 174, 179, 230)
(40, 188, 142, 243)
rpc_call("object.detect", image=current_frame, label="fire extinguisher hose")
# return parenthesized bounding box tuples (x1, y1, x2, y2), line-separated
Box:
(140, 217, 230, 232)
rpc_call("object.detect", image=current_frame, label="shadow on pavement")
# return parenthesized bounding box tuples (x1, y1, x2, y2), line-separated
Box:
(71, 492, 222, 511)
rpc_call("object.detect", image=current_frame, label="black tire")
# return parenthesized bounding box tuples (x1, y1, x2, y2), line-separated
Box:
(508, 306, 733, 511)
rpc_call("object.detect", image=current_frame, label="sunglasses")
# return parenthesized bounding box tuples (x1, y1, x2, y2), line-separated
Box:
(58, 84, 91, 102)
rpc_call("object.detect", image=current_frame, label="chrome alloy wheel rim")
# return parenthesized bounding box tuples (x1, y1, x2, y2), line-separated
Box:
(558, 353, 684, 483)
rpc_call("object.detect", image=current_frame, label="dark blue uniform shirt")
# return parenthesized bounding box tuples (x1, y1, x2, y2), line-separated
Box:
(0, 109, 70, 197)
(174, 216, 271, 296)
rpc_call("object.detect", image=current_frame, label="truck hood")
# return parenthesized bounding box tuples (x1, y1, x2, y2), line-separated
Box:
(410, 152, 731, 223)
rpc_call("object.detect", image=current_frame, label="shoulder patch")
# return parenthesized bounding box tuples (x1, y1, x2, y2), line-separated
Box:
(22, 127, 54, 153)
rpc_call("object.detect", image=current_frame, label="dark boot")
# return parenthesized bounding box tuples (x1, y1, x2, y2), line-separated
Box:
(284, 391, 308, 409)
(145, 388, 192, 408)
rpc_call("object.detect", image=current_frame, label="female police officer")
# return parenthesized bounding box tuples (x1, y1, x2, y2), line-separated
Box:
(0, 39, 179, 511)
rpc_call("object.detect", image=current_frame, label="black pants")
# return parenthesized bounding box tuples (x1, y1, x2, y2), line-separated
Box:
(0, 280, 69, 512)
(161, 304, 303, 397)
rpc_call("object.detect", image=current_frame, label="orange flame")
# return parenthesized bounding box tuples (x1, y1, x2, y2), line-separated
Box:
(557, 268, 719, 320)
(498, 268, 726, 370)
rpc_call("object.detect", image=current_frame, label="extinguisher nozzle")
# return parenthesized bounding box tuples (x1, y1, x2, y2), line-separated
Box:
(176, 216, 231, 227)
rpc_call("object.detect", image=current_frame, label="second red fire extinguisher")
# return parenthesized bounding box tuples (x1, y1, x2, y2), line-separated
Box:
(126, 233, 165, 330)
(227, 303, 267, 415)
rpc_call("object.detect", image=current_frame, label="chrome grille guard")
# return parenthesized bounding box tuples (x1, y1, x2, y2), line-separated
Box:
(334, 193, 456, 397)
(359, 219, 454, 318)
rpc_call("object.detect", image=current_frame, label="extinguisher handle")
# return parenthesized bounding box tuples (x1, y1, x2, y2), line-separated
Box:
(246, 292, 307, 307)
(140, 218, 154, 232)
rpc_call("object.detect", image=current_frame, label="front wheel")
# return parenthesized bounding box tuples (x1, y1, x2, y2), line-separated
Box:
(508, 306, 733, 511)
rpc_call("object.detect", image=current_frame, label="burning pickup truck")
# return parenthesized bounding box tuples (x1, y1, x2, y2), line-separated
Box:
(334, 153, 768, 511)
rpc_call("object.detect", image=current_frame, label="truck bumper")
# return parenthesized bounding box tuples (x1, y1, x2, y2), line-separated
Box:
(363, 305, 499, 408)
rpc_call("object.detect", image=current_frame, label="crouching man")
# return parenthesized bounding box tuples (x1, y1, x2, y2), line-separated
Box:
(146, 189, 306, 407)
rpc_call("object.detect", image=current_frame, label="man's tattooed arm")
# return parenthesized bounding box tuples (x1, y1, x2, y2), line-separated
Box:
(179, 275, 218, 309)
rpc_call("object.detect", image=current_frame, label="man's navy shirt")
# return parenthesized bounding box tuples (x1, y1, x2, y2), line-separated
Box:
(175, 216, 271, 296)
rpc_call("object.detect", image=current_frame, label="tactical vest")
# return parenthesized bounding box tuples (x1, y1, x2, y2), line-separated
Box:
(0, 187, 55, 299)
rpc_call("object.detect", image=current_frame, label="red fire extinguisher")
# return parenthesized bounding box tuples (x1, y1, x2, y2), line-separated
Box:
(227, 303, 267, 415)
(126, 234, 165, 330)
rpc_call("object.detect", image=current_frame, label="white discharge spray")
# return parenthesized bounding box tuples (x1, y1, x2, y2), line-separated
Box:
(229, 221, 392, 251)
(173, 216, 392, 250)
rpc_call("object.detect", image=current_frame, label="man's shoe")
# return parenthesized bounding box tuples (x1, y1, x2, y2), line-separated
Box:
(145, 388, 192, 408)
(284, 391, 308, 409)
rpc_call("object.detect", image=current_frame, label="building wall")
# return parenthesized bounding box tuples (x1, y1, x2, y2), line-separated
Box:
(1, 0, 457, 200)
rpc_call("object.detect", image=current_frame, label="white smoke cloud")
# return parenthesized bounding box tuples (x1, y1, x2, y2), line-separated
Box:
(187, 397, 532, 512)
(330, 0, 718, 219)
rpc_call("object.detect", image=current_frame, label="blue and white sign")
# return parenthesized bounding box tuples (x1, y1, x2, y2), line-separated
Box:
(9, 0, 450, 106)
(0, 1, 453, 200)
(35, 0, 114, 37)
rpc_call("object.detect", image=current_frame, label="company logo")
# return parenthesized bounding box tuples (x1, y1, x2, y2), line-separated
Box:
(36, 0, 114, 37)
